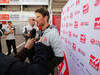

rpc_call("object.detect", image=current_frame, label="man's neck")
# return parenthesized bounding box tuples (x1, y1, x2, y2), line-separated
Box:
(42, 23, 49, 30)
(32, 25, 34, 27)
(30, 24, 34, 27)
(8, 25, 11, 27)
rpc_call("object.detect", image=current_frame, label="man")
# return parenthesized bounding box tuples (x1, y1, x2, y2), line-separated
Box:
(35, 8, 64, 74)
(0, 38, 48, 75)
(22, 17, 39, 41)
(0, 24, 3, 52)
(4, 21, 17, 55)
(22, 17, 39, 64)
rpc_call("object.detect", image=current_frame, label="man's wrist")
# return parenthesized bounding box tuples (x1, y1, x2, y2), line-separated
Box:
(23, 47, 29, 51)
(24, 46, 29, 50)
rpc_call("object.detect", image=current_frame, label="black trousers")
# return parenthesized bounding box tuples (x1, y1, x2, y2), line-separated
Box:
(6, 39, 17, 54)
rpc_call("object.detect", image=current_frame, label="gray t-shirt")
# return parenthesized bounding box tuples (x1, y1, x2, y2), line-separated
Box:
(5, 26, 15, 40)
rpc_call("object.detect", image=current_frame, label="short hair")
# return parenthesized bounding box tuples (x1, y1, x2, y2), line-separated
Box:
(8, 21, 12, 23)
(35, 8, 49, 22)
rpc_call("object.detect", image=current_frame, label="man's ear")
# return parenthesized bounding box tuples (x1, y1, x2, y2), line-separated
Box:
(44, 16, 48, 22)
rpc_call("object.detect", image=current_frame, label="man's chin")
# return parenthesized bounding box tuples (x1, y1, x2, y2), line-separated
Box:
(38, 24, 43, 27)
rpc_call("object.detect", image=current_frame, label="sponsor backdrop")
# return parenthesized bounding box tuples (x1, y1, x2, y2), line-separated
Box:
(59, 0, 100, 75)
(0, 12, 35, 21)
(0, 0, 48, 5)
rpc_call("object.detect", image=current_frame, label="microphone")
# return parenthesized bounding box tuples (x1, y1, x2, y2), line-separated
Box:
(30, 28, 36, 39)
(30, 29, 41, 42)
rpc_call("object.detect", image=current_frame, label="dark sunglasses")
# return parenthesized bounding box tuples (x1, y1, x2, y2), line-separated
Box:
(32, 19, 35, 21)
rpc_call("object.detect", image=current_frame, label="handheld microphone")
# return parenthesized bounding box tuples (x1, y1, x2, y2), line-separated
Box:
(30, 28, 36, 39)
(30, 29, 41, 42)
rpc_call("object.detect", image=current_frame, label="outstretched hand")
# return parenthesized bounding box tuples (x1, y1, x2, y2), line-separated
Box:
(25, 38, 34, 50)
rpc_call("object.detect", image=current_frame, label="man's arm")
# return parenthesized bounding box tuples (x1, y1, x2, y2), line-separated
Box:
(14, 38, 34, 62)
(4, 27, 14, 35)
(4, 31, 11, 35)
(14, 47, 30, 62)
(14, 37, 46, 64)
(0, 42, 48, 75)
(47, 29, 64, 73)
(9, 42, 48, 75)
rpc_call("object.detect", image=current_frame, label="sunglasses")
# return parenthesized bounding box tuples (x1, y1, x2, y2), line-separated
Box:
(32, 19, 35, 21)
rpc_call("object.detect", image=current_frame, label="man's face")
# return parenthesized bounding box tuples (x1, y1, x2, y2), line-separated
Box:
(29, 18, 35, 26)
(8, 23, 11, 26)
(35, 12, 45, 26)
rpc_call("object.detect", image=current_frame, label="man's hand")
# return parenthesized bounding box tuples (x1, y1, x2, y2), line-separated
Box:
(35, 37, 42, 43)
(4, 32, 11, 35)
(8, 26, 14, 34)
(25, 38, 34, 50)
(26, 33, 31, 37)
(10, 30, 14, 34)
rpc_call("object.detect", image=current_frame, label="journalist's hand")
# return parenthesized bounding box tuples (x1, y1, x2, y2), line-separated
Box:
(25, 38, 34, 50)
